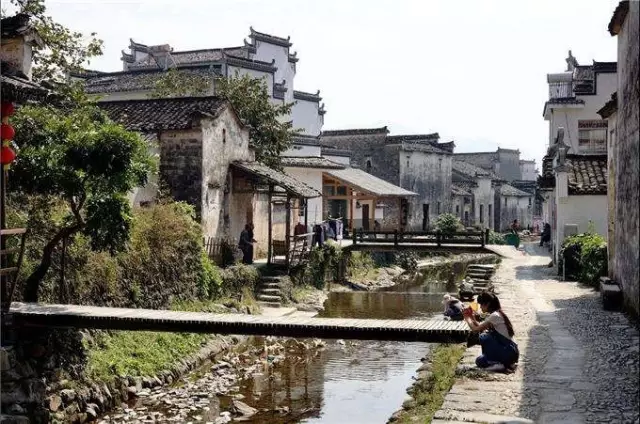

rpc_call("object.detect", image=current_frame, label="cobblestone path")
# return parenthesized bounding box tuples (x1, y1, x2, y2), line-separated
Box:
(433, 243, 639, 424)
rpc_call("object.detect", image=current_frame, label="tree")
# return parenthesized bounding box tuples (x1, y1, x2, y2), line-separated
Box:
(3, 0, 103, 83)
(152, 72, 296, 168)
(10, 104, 156, 301)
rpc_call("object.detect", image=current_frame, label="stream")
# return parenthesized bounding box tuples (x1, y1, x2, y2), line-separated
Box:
(102, 277, 457, 424)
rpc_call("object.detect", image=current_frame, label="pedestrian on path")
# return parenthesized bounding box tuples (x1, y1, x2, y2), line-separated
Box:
(463, 292, 519, 372)
(238, 224, 254, 264)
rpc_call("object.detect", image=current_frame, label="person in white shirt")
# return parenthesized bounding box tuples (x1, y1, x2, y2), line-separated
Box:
(463, 292, 519, 373)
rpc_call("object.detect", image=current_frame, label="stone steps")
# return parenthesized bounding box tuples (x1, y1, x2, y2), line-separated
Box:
(255, 276, 286, 308)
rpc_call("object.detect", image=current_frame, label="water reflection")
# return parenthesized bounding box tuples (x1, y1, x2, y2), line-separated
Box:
(319, 291, 446, 319)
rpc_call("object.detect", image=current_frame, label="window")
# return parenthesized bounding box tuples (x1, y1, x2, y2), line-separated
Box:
(488, 204, 492, 226)
(222, 128, 226, 143)
(479, 204, 484, 224)
(528, 197, 532, 206)
(366, 160, 372, 173)
(578, 120, 607, 151)
(438, 158, 443, 171)
(455, 205, 460, 214)
(504, 197, 507, 207)
(437, 202, 441, 214)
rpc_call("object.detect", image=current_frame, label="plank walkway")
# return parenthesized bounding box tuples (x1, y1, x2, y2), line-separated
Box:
(8, 302, 469, 343)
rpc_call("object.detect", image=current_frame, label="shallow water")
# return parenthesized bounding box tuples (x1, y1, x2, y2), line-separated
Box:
(133, 274, 455, 424)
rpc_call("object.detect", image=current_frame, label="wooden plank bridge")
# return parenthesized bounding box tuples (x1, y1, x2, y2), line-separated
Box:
(8, 302, 469, 343)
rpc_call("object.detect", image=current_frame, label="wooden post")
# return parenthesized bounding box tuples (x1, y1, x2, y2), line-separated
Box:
(303, 198, 308, 229)
(267, 185, 273, 266)
(285, 193, 291, 267)
(349, 187, 354, 231)
(394, 229, 398, 247)
(352, 228, 357, 245)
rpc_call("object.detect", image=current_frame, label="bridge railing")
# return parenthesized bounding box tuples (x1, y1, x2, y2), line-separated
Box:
(351, 228, 489, 247)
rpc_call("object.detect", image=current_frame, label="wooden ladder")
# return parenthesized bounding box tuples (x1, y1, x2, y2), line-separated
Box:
(1, 227, 27, 312)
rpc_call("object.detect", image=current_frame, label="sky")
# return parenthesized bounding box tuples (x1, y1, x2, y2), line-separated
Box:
(37, 0, 619, 167)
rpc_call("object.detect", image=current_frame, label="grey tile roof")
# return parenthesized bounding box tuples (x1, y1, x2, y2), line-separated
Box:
(609, 1, 630, 35)
(293, 90, 321, 102)
(566, 155, 607, 195)
(321, 147, 351, 157)
(393, 142, 451, 155)
(500, 184, 531, 197)
(98, 96, 227, 132)
(249, 27, 292, 47)
(322, 127, 389, 136)
(281, 156, 344, 169)
(0, 74, 57, 104)
(387, 133, 439, 142)
(324, 168, 417, 197)
(129, 47, 247, 69)
(232, 161, 320, 198)
(452, 183, 473, 196)
(598, 92, 618, 119)
(83, 66, 216, 93)
(452, 160, 501, 180)
(292, 134, 320, 146)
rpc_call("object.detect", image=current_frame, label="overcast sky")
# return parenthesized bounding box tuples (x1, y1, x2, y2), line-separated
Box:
(40, 0, 619, 167)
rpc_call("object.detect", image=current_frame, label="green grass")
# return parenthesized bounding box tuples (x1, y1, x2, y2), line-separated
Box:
(85, 331, 211, 382)
(396, 343, 466, 424)
(84, 297, 258, 383)
(291, 285, 321, 303)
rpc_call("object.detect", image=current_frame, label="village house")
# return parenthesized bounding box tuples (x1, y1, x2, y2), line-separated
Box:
(599, 0, 639, 316)
(98, 96, 321, 261)
(539, 52, 616, 260)
(451, 160, 498, 230)
(320, 128, 453, 231)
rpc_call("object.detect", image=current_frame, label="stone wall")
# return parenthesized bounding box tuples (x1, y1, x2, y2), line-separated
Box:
(496, 148, 523, 181)
(159, 129, 203, 215)
(613, 0, 640, 316)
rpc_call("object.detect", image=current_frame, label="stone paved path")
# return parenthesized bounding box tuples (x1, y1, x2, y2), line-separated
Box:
(433, 243, 639, 424)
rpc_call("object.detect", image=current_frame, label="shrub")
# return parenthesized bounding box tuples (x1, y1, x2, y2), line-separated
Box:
(435, 213, 464, 236)
(220, 264, 260, 297)
(395, 251, 418, 272)
(558, 233, 608, 286)
(303, 242, 343, 289)
(487, 230, 506, 245)
(198, 252, 223, 299)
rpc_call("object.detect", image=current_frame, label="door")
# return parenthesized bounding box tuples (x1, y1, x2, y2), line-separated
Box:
(422, 204, 430, 231)
(362, 204, 370, 230)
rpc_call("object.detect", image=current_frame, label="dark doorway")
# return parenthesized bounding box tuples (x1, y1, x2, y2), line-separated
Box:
(422, 204, 430, 231)
(362, 204, 370, 230)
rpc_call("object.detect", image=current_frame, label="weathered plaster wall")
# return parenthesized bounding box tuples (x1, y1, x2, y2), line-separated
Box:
(200, 110, 252, 240)
(613, 0, 640, 315)
(250, 41, 294, 103)
(399, 149, 452, 230)
(556, 194, 608, 243)
(322, 154, 350, 166)
(500, 196, 532, 231)
(472, 178, 494, 229)
(452, 195, 473, 226)
(520, 161, 538, 181)
(283, 144, 321, 157)
(497, 149, 522, 181)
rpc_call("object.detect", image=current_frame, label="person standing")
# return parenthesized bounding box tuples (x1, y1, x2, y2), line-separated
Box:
(239, 224, 254, 264)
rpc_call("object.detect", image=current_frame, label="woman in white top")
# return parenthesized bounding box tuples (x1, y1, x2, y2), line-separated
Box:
(463, 292, 519, 372)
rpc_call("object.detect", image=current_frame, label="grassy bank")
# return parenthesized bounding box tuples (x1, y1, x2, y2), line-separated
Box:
(396, 343, 466, 424)
(84, 295, 258, 383)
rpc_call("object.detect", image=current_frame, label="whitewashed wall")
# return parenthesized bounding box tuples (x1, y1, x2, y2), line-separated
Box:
(292, 99, 322, 136)
(322, 154, 350, 166)
(283, 167, 323, 225)
(283, 144, 321, 157)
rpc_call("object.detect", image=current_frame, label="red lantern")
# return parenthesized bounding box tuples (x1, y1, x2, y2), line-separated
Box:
(1, 123, 15, 141)
(1, 102, 15, 118)
(1, 145, 16, 165)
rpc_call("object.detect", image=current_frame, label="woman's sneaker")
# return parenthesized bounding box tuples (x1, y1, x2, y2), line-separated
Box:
(484, 363, 506, 373)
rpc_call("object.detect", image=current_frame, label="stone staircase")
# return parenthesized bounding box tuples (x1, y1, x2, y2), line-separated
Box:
(256, 276, 285, 308)
(459, 264, 497, 299)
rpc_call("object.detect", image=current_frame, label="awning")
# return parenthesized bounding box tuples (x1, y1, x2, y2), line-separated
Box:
(324, 167, 417, 197)
(232, 161, 321, 198)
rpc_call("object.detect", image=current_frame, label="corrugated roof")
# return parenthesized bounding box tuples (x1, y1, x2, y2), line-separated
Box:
(99, 96, 227, 132)
(324, 168, 417, 197)
(567, 155, 607, 195)
(281, 156, 344, 169)
(500, 184, 531, 197)
(232, 161, 321, 198)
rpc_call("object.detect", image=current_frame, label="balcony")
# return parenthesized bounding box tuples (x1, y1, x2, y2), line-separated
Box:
(548, 81, 573, 99)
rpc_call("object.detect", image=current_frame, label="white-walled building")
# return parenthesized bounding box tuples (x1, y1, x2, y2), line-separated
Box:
(539, 52, 615, 260)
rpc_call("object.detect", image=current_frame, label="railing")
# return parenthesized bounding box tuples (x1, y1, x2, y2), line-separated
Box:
(351, 229, 489, 248)
(548, 82, 573, 99)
